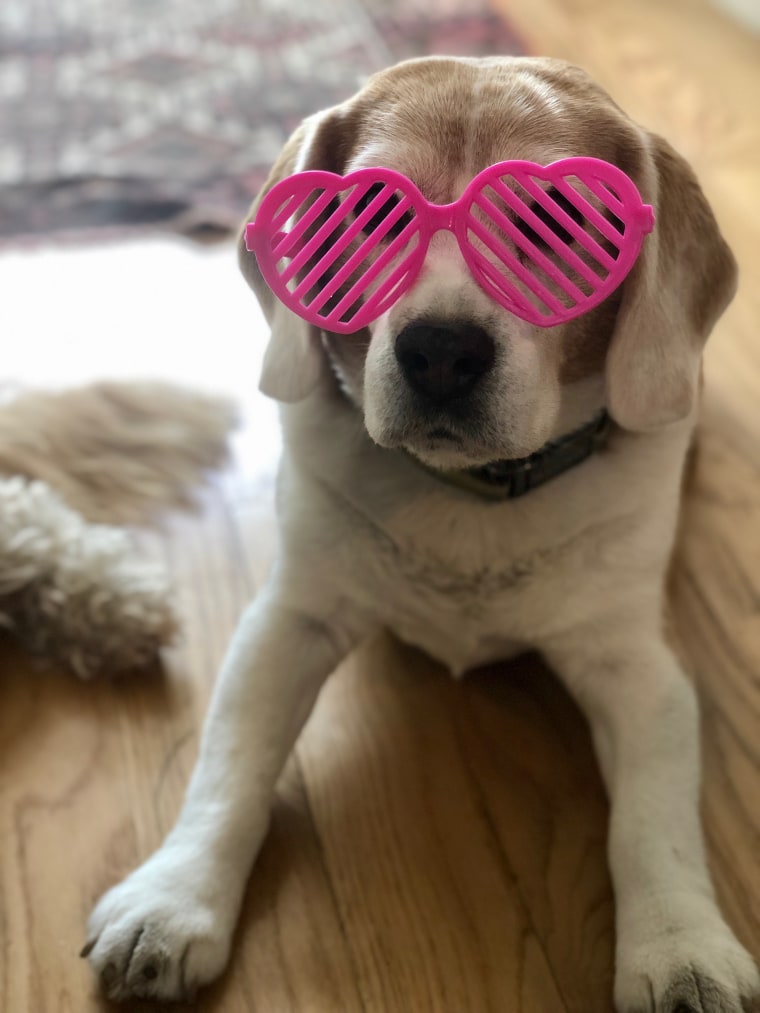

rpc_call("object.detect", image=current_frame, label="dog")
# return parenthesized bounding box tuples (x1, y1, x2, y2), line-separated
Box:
(84, 56, 759, 1011)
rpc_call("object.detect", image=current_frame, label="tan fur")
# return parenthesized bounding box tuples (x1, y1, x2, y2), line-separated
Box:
(0, 381, 236, 675)
(0, 381, 237, 525)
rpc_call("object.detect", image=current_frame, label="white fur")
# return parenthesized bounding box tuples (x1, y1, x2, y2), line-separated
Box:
(86, 57, 757, 1011)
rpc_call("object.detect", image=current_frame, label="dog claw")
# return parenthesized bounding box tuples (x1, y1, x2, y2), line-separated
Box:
(79, 939, 96, 959)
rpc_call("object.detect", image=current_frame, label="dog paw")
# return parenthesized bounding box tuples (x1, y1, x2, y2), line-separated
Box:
(615, 919, 760, 1012)
(84, 855, 234, 1001)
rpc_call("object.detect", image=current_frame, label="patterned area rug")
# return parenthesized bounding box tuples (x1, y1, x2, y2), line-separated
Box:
(0, 0, 524, 247)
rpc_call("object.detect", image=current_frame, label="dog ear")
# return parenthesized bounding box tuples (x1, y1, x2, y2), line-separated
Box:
(237, 105, 357, 402)
(605, 133, 737, 431)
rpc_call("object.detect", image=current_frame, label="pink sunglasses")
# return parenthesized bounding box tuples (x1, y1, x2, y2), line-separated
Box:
(245, 157, 655, 333)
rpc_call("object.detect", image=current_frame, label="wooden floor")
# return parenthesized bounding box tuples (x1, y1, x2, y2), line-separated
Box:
(2, 1, 760, 1010)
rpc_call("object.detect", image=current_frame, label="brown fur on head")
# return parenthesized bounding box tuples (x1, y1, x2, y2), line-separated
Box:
(238, 56, 736, 468)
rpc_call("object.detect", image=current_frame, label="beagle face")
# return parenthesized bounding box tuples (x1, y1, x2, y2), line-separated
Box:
(335, 235, 619, 469)
(240, 56, 736, 467)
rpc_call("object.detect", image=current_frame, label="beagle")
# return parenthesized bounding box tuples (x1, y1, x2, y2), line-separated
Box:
(85, 56, 758, 1012)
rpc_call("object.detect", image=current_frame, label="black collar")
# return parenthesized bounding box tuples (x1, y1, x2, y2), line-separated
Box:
(412, 411, 612, 501)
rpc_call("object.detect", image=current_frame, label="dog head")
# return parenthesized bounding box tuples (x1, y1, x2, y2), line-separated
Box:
(239, 56, 736, 468)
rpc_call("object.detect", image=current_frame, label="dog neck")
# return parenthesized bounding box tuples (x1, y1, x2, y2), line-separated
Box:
(409, 411, 612, 501)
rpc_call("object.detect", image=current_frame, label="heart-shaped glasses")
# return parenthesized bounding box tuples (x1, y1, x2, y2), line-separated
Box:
(245, 157, 655, 333)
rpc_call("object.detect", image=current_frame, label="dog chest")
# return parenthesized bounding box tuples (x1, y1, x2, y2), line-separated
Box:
(352, 513, 602, 676)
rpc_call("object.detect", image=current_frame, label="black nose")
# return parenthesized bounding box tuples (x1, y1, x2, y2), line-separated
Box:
(394, 321, 495, 402)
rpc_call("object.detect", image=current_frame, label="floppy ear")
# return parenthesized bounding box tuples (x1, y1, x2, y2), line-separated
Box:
(237, 105, 357, 402)
(605, 133, 737, 431)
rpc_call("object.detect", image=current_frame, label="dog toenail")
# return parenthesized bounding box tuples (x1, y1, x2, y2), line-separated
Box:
(101, 962, 117, 986)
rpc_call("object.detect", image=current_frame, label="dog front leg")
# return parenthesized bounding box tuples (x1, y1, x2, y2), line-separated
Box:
(544, 626, 759, 1013)
(85, 581, 366, 1001)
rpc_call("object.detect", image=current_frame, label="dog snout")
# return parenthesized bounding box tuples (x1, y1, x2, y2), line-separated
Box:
(394, 320, 495, 402)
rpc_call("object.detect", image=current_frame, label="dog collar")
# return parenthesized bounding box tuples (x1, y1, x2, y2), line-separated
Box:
(411, 411, 611, 501)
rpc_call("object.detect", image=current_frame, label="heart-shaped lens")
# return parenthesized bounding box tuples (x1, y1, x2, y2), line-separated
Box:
(458, 157, 653, 326)
(247, 168, 427, 333)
